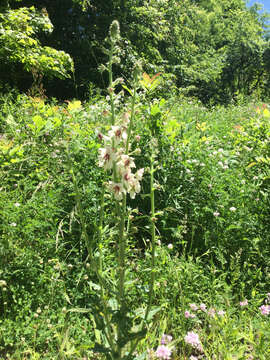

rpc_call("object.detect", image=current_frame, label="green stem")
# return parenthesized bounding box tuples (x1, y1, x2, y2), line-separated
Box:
(145, 151, 156, 321)
(125, 84, 137, 153)
(109, 41, 116, 126)
(118, 195, 127, 306)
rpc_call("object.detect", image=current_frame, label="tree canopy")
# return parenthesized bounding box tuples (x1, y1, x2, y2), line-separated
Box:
(1, 0, 270, 102)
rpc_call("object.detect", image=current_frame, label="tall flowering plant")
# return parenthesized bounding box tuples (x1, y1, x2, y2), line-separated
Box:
(70, 21, 158, 360)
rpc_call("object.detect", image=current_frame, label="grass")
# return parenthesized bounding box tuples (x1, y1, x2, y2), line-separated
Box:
(0, 92, 269, 359)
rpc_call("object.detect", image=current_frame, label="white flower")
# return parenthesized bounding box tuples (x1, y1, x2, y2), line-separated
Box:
(167, 244, 173, 249)
(98, 146, 116, 170)
(213, 211, 220, 217)
(128, 178, 141, 199)
(122, 169, 133, 188)
(117, 155, 136, 173)
(108, 182, 126, 201)
(229, 207, 236, 212)
(108, 125, 127, 144)
(136, 168, 144, 181)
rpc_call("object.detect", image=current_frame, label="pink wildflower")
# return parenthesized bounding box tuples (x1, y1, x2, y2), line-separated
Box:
(208, 308, 216, 317)
(189, 303, 198, 311)
(259, 305, 270, 316)
(217, 310, 225, 316)
(199, 303, 207, 312)
(185, 310, 195, 318)
(161, 334, 173, 345)
(240, 299, 248, 307)
(155, 345, 171, 359)
(184, 331, 202, 352)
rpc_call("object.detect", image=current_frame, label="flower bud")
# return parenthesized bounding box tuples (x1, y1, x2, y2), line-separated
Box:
(109, 20, 120, 41)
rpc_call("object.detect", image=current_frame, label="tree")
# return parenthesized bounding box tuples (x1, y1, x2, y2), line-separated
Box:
(0, 3, 73, 94)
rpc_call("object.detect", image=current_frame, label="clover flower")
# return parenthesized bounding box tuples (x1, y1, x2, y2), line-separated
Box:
(161, 334, 173, 345)
(189, 303, 198, 311)
(185, 310, 195, 318)
(184, 331, 202, 352)
(155, 345, 171, 359)
(208, 308, 216, 317)
(259, 305, 270, 316)
(199, 303, 207, 312)
(240, 299, 248, 307)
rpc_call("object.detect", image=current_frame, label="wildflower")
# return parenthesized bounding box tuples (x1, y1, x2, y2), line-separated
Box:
(184, 331, 201, 350)
(10, 222, 17, 227)
(98, 146, 116, 170)
(122, 169, 133, 188)
(190, 357, 198, 360)
(217, 310, 225, 316)
(213, 211, 220, 217)
(167, 244, 173, 250)
(108, 181, 126, 201)
(135, 135, 141, 142)
(14, 202, 20, 207)
(185, 310, 195, 318)
(128, 177, 141, 199)
(240, 299, 248, 307)
(208, 308, 216, 317)
(136, 168, 144, 181)
(199, 303, 207, 312)
(259, 305, 270, 316)
(189, 303, 198, 311)
(108, 125, 127, 144)
(161, 334, 173, 345)
(155, 345, 171, 359)
(229, 207, 236, 212)
(117, 154, 136, 172)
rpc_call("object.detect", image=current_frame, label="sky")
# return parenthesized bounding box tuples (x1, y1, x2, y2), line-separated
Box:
(248, 0, 270, 13)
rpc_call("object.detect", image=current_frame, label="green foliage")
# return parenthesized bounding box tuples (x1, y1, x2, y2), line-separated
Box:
(0, 5, 73, 93)
(0, 75, 269, 358)
(2, 0, 268, 102)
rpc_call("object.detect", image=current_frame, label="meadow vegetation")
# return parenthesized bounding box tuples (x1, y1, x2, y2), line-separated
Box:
(0, 64, 270, 359)
(0, 6, 270, 360)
